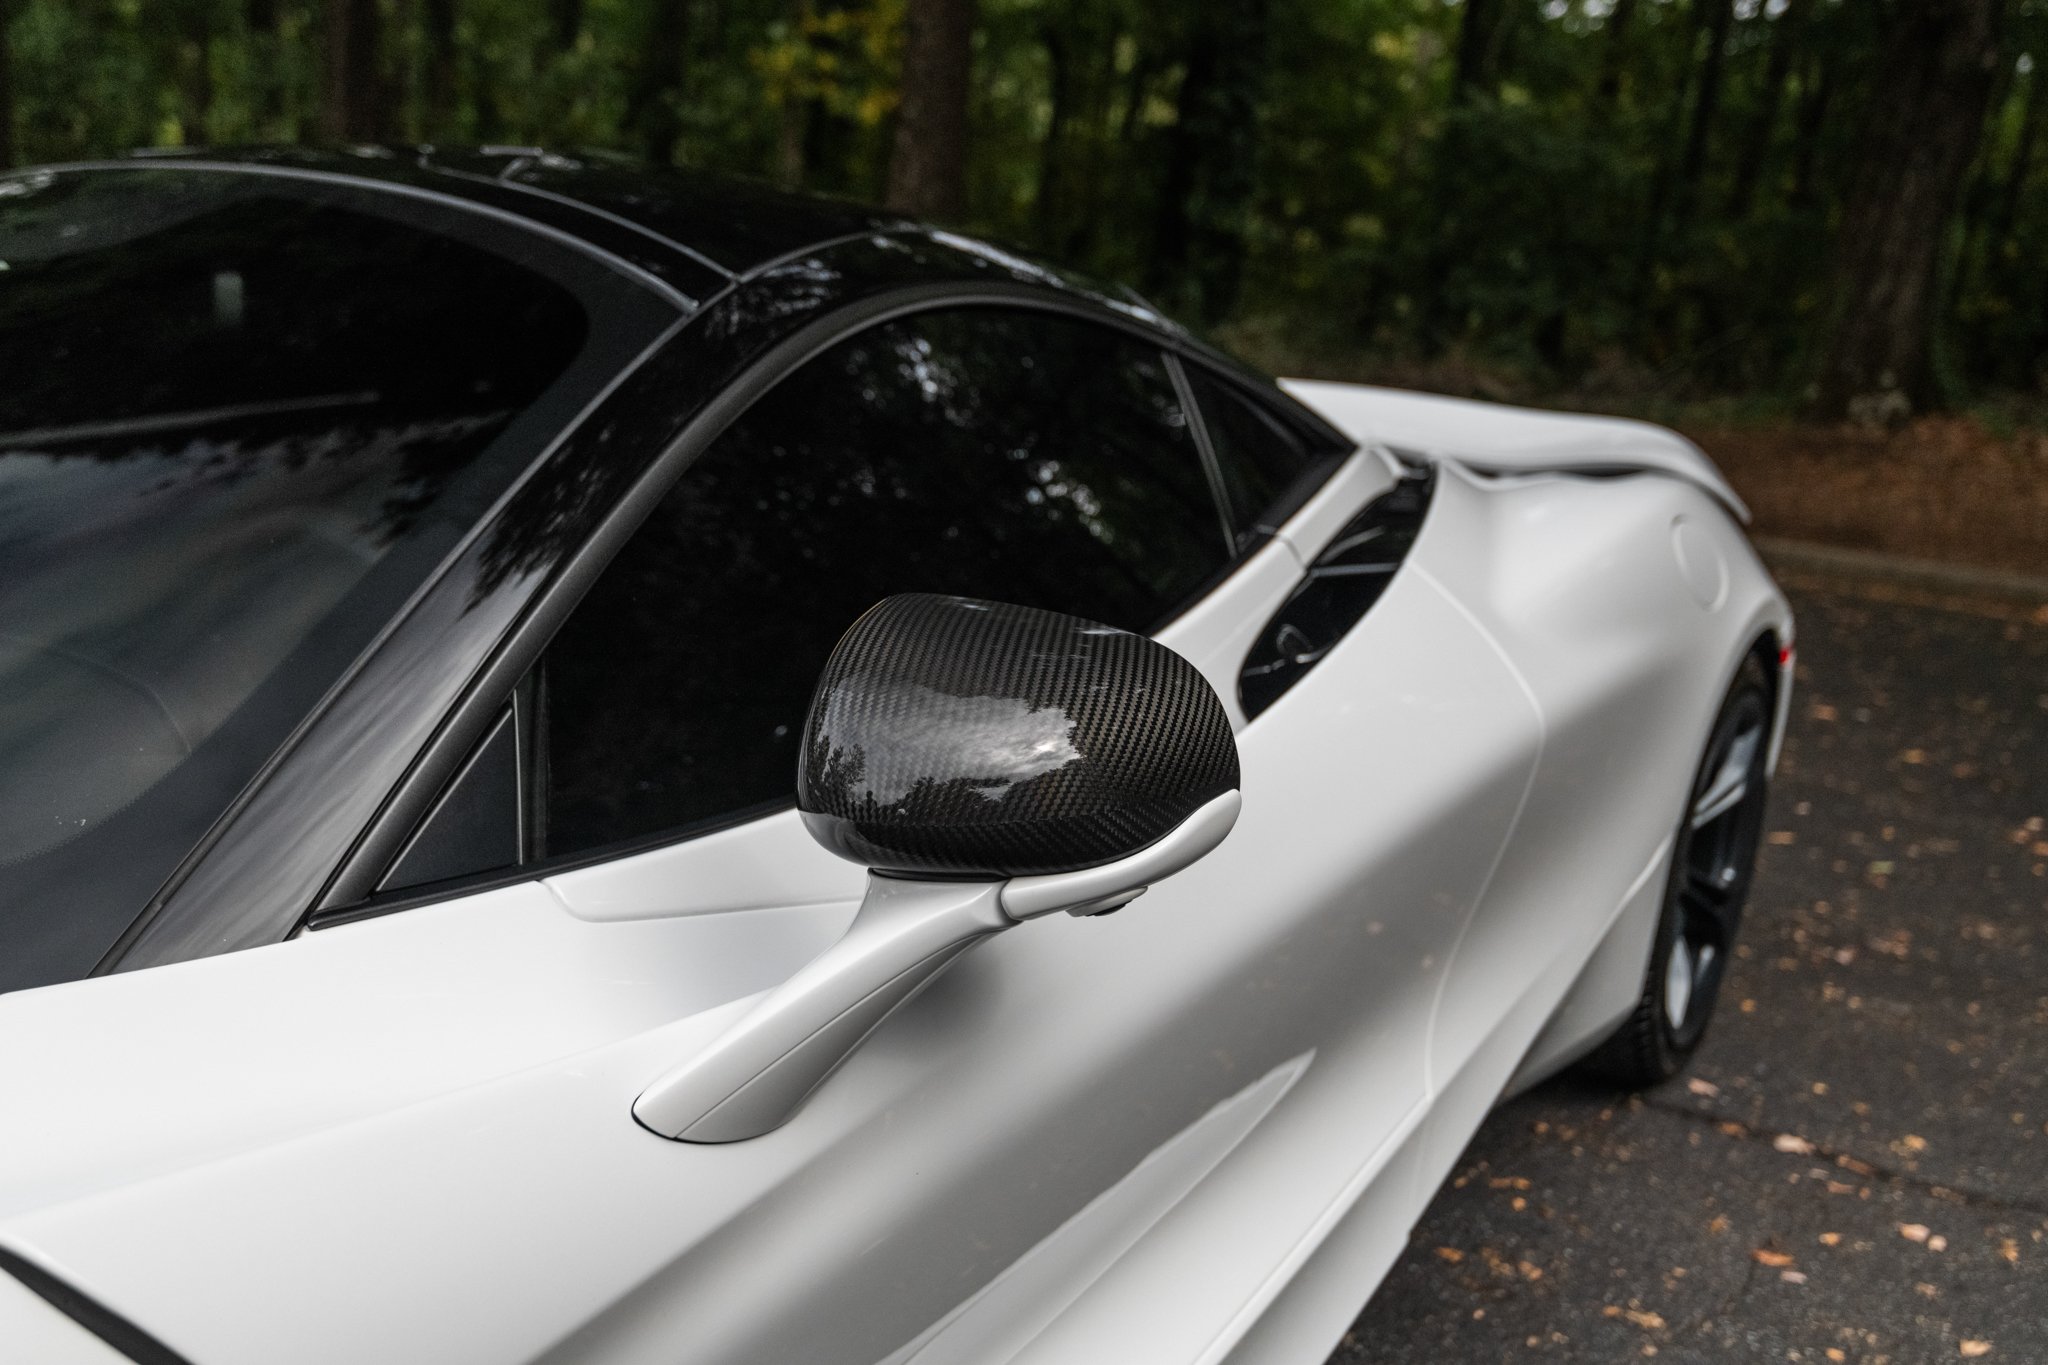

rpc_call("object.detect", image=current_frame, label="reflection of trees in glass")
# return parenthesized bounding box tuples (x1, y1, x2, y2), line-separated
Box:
(542, 305, 1230, 855)
(0, 170, 588, 872)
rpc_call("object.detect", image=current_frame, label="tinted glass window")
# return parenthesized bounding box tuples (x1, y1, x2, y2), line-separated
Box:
(538, 307, 1229, 857)
(0, 169, 591, 989)
(1185, 368, 1320, 545)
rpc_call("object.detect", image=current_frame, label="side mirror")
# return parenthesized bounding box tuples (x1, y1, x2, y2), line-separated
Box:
(633, 595, 1241, 1142)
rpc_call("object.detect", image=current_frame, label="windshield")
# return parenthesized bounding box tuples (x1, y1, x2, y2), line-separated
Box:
(0, 168, 593, 990)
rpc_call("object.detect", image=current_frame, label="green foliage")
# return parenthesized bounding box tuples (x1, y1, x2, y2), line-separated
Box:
(0, 0, 2043, 403)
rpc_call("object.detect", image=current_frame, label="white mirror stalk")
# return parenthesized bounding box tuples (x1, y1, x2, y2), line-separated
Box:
(999, 790, 1241, 920)
(632, 790, 1240, 1143)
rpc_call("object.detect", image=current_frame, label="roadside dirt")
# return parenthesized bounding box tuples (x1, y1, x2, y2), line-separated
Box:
(1686, 417, 2048, 578)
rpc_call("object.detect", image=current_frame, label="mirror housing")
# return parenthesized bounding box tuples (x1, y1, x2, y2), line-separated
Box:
(797, 593, 1241, 881)
(633, 596, 1240, 1142)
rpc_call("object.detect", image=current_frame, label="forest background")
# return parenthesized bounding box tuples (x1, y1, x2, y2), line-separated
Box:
(3, 0, 2043, 571)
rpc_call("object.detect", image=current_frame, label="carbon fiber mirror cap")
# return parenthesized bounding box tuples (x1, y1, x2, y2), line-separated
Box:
(796, 594, 1240, 880)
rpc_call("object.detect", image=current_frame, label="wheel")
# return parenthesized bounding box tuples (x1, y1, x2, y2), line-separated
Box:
(1583, 653, 1773, 1087)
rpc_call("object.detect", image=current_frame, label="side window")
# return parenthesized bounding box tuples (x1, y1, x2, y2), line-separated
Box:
(1183, 367, 1328, 547)
(532, 307, 1233, 860)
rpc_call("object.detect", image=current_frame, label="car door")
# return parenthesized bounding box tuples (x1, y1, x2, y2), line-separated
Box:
(0, 303, 1533, 1365)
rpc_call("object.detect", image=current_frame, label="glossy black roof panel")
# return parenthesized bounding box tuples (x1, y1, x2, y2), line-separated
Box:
(98, 145, 915, 283)
(426, 148, 917, 274)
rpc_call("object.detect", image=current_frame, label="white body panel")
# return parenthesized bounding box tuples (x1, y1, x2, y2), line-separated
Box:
(0, 384, 1790, 1365)
(1281, 378, 1750, 521)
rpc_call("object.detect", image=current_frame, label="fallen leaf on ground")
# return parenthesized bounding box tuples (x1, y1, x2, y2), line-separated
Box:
(1434, 1246, 1464, 1264)
(1773, 1133, 1815, 1155)
(1961, 1341, 1993, 1358)
(1687, 1078, 1720, 1097)
(1930, 1235, 1950, 1252)
(1899, 1134, 1929, 1153)
(2000, 1238, 2020, 1264)
(1819, 1232, 1842, 1247)
(1623, 1308, 1665, 1330)
(1780, 1269, 1807, 1284)
(1901, 1223, 1932, 1243)
(1752, 1248, 1795, 1267)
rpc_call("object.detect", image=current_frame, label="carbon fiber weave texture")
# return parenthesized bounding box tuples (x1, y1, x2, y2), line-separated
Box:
(797, 594, 1239, 877)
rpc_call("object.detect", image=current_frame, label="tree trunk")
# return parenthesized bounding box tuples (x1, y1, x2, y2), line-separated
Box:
(322, 0, 385, 142)
(548, 0, 584, 51)
(186, 39, 215, 148)
(423, 0, 457, 139)
(1033, 20, 1070, 244)
(624, 0, 692, 164)
(1670, 0, 1735, 232)
(1987, 65, 2045, 255)
(1626, 0, 1708, 309)
(1451, 0, 1504, 105)
(769, 0, 811, 189)
(243, 0, 286, 137)
(885, 0, 973, 219)
(1145, 1, 1268, 322)
(0, 0, 14, 170)
(1786, 51, 1833, 208)
(1726, 0, 1804, 217)
(774, 102, 809, 189)
(1812, 0, 2004, 420)
(1592, 0, 1638, 115)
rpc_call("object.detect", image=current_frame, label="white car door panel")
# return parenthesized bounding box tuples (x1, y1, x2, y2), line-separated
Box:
(1415, 466, 1781, 1087)
(547, 808, 867, 923)
(0, 454, 1547, 1365)
(991, 570, 1540, 1365)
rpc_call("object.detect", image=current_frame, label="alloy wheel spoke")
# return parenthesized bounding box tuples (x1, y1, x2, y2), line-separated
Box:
(1690, 726, 1761, 829)
(1683, 857, 1726, 898)
(1665, 938, 1695, 1029)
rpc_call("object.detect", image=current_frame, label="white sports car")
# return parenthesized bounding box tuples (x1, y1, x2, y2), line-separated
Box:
(0, 149, 1792, 1365)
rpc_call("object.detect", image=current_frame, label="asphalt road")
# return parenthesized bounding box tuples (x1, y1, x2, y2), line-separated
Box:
(1330, 574, 2048, 1365)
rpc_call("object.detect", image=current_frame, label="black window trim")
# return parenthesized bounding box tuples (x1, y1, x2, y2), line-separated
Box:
(1163, 352, 1243, 557)
(1170, 354, 1357, 538)
(306, 281, 1351, 932)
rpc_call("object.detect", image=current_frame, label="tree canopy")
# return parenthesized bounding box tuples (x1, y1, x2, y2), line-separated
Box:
(3, 0, 2043, 418)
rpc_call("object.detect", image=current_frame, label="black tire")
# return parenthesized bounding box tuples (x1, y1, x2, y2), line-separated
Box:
(1582, 652, 1773, 1088)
